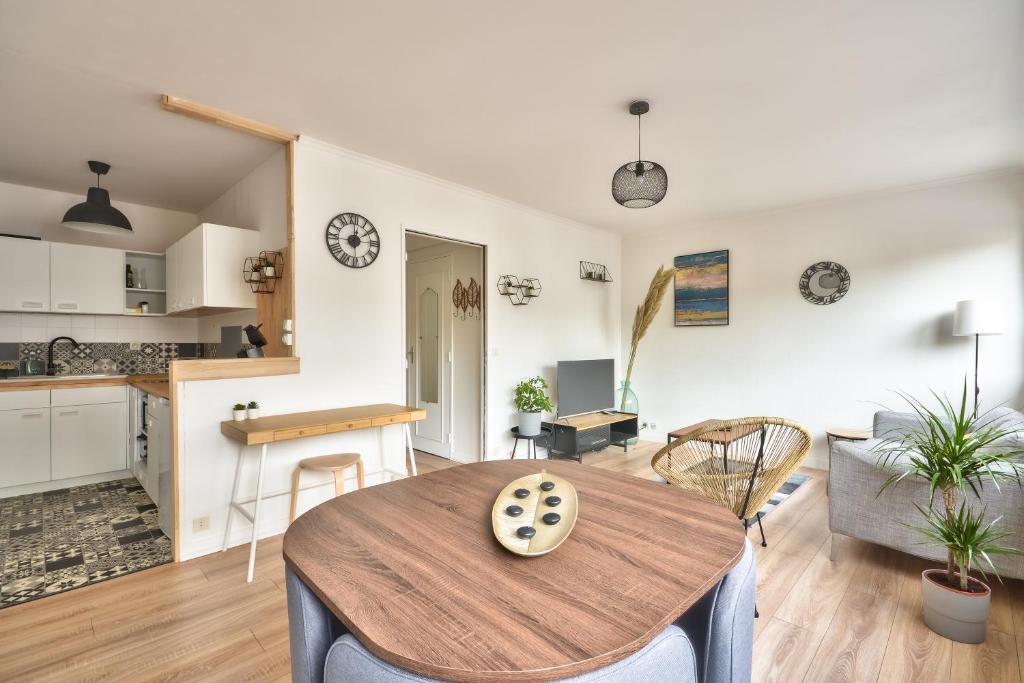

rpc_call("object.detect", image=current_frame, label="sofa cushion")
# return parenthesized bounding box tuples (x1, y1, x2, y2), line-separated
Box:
(323, 624, 699, 683)
(872, 411, 931, 440)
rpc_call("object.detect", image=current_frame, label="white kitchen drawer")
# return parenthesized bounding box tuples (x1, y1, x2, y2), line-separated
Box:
(0, 389, 50, 411)
(51, 402, 127, 479)
(0, 407, 51, 488)
(50, 385, 126, 407)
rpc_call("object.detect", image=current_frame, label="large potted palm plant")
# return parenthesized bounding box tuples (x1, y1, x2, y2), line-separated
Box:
(877, 383, 1024, 643)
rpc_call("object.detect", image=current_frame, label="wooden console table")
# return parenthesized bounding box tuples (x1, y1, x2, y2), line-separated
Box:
(546, 411, 638, 462)
(283, 459, 745, 681)
(220, 403, 426, 582)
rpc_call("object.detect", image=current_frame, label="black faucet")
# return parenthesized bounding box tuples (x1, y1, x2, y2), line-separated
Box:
(46, 336, 79, 376)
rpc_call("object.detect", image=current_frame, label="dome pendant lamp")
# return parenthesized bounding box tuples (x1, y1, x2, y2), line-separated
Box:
(611, 100, 667, 208)
(62, 160, 133, 234)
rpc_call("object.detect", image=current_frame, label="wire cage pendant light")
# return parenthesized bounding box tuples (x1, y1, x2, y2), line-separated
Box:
(611, 100, 667, 208)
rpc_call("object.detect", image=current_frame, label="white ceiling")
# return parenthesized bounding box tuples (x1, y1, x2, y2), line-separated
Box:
(1, 0, 1021, 232)
(0, 51, 279, 212)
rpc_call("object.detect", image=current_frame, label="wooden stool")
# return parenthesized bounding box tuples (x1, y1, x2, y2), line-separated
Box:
(290, 453, 365, 523)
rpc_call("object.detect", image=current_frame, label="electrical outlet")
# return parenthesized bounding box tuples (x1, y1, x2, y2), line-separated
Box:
(129, 342, 141, 351)
(649, 421, 658, 430)
(192, 516, 210, 532)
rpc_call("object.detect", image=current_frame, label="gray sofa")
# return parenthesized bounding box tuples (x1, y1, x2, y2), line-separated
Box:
(286, 538, 756, 683)
(829, 407, 1024, 579)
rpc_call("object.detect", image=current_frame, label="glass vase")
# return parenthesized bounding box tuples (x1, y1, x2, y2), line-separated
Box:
(616, 380, 639, 445)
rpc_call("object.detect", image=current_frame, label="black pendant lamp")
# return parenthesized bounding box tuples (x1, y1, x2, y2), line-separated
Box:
(611, 100, 667, 208)
(62, 160, 133, 234)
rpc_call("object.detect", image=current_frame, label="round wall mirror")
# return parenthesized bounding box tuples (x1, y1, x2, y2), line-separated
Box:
(799, 261, 850, 305)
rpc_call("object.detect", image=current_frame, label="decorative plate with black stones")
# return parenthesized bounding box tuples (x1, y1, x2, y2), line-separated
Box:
(491, 470, 578, 557)
(325, 212, 380, 269)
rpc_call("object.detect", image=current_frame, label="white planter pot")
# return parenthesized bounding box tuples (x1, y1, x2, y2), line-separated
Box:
(921, 568, 991, 643)
(247, 408, 261, 420)
(232, 409, 246, 421)
(263, 266, 275, 278)
(518, 411, 541, 437)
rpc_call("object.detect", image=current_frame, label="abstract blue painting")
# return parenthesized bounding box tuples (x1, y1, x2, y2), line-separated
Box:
(674, 250, 729, 326)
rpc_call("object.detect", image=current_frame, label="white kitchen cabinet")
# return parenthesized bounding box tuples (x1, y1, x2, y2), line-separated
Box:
(176, 224, 205, 311)
(50, 242, 123, 314)
(0, 407, 51, 488)
(165, 240, 181, 312)
(167, 223, 259, 314)
(51, 399, 127, 480)
(0, 237, 50, 312)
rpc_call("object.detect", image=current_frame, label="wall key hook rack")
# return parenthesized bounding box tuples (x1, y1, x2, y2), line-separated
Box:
(497, 275, 542, 306)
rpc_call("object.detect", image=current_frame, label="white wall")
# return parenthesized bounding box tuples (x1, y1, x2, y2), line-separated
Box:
(0, 180, 198, 252)
(621, 170, 1024, 469)
(0, 312, 197, 344)
(195, 147, 288, 343)
(198, 147, 287, 249)
(407, 238, 484, 462)
(175, 137, 621, 559)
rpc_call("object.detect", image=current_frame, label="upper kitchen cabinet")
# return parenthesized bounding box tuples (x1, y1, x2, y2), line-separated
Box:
(0, 236, 50, 312)
(167, 223, 258, 315)
(50, 243, 124, 314)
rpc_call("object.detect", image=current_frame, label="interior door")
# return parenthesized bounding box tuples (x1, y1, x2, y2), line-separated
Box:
(406, 255, 452, 457)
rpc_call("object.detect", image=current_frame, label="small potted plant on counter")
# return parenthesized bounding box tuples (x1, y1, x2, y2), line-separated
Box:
(513, 376, 553, 437)
(233, 403, 247, 421)
(877, 382, 1024, 643)
(246, 401, 261, 420)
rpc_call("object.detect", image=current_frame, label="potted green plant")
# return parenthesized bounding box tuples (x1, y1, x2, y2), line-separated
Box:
(514, 377, 553, 437)
(877, 382, 1024, 643)
(247, 259, 264, 283)
(246, 400, 261, 420)
(232, 403, 247, 421)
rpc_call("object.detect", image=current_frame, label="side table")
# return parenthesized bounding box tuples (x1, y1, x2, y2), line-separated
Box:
(509, 426, 552, 460)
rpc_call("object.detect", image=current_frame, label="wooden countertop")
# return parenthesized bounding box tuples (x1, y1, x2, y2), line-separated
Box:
(128, 376, 171, 400)
(220, 403, 426, 446)
(550, 410, 637, 430)
(283, 460, 746, 682)
(0, 373, 170, 399)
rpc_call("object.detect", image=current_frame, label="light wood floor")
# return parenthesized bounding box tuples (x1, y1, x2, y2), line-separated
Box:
(1, 444, 1021, 682)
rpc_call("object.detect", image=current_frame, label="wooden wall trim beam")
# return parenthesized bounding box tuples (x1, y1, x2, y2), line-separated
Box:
(161, 95, 298, 144)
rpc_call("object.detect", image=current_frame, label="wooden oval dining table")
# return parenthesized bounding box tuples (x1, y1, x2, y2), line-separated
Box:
(282, 459, 746, 682)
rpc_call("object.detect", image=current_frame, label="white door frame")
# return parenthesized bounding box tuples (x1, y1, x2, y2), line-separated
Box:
(402, 228, 486, 462)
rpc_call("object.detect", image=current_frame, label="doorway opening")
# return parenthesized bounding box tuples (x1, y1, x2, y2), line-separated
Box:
(404, 231, 485, 464)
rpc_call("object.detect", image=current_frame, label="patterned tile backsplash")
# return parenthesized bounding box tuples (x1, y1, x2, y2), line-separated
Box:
(0, 342, 219, 376)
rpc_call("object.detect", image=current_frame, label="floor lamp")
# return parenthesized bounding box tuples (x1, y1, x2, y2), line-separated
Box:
(952, 299, 1001, 416)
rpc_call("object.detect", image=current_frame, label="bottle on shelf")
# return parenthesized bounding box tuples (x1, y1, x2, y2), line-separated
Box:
(126, 264, 135, 288)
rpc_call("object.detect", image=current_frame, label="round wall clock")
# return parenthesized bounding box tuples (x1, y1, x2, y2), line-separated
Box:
(325, 212, 380, 268)
(799, 261, 850, 305)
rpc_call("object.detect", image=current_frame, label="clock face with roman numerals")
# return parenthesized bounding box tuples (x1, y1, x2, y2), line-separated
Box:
(325, 213, 380, 268)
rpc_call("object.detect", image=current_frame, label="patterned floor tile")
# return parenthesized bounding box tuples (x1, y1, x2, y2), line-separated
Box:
(0, 477, 170, 609)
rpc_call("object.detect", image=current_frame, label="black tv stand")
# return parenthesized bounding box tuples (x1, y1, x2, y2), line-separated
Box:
(544, 411, 639, 463)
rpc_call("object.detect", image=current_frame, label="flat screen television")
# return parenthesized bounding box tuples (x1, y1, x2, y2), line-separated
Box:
(556, 358, 615, 418)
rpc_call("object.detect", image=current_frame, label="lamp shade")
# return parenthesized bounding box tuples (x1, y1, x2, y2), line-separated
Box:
(953, 299, 1002, 336)
(62, 160, 133, 235)
(62, 187, 133, 234)
(612, 161, 668, 208)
